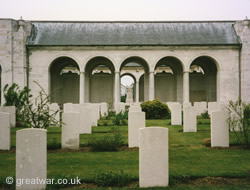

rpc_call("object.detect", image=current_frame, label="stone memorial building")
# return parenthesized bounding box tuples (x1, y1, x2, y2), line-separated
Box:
(0, 18, 250, 108)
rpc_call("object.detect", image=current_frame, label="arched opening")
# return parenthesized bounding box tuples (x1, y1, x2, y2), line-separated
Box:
(120, 74, 136, 103)
(189, 56, 217, 103)
(50, 57, 80, 106)
(154, 57, 183, 102)
(0, 65, 2, 105)
(120, 57, 149, 102)
(85, 57, 115, 104)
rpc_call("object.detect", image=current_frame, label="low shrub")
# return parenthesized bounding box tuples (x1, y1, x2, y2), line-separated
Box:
(141, 99, 170, 119)
(198, 111, 210, 119)
(89, 127, 124, 151)
(93, 170, 133, 187)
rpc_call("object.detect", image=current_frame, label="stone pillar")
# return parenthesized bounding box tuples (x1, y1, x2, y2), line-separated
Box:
(136, 81, 139, 103)
(0, 112, 11, 150)
(139, 127, 169, 188)
(62, 112, 80, 149)
(211, 111, 229, 147)
(114, 72, 120, 104)
(128, 109, 145, 147)
(183, 71, 189, 103)
(126, 87, 133, 103)
(183, 106, 197, 132)
(170, 102, 182, 125)
(79, 72, 85, 104)
(16, 128, 47, 190)
(149, 71, 155, 100)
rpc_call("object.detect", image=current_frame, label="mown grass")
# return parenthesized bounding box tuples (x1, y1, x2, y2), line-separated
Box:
(1, 119, 250, 189)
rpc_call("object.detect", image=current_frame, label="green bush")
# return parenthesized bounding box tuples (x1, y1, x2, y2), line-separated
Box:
(89, 127, 124, 151)
(198, 111, 210, 119)
(3, 83, 32, 126)
(93, 170, 133, 187)
(141, 99, 170, 119)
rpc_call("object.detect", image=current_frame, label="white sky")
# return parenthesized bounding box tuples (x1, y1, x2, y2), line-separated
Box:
(0, 0, 250, 21)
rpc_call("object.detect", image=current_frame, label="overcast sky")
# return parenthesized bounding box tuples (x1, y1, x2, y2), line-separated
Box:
(0, 0, 250, 21)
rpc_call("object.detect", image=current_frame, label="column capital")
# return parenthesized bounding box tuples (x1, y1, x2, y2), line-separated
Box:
(80, 71, 85, 74)
(183, 71, 190, 74)
(115, 71, 120, 74)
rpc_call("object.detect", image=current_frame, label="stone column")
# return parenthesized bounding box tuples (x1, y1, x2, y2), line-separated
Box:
(149, 71, 155, 101)
(114, 72, 120, 104)
(136, 81, 139, 103)
(79, 72, 85, 104)
(183, 71, 190, 103)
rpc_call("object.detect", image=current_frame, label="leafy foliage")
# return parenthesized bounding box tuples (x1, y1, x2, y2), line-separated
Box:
(227, 99, 250, 148)
(141, 99, 170, 119)
(198, 111, 210, 119)
(89, 126, 124, 151)
(3, 83, 32, 125)
(93, 170, 133, 187)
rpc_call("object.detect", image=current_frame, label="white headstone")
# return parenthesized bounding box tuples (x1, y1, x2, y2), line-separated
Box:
(183, 106, 197, 132)
(16, 128, 47, 190)
(211, 111, 229, 147)
(115, 102, 126, 114)
(49, 103, 60, 126)
(1, 106, 16, 128)
(62, 112, 80, 149)
(139, 127, 169, 188)
(100, 102, 108, 117)
(81, 103, 96, 127)
(194, 102, 207, 115)
(170, 102, 182, 125)
(90, 104, 100, 126)
(79, 106, 92, 134)
(0, 112, 11, 150)
(63, 103, 73, 113)
(128, 111, 145, 147)
(129, 104, 142, 112)
(183, 102, 191, 108)
(208, 102, 220, 115)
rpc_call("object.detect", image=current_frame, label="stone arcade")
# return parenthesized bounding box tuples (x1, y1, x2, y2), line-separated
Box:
(0, 18, 250, 108)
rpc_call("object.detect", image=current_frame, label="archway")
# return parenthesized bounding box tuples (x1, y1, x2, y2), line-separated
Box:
(120, 57, 149, 102)
(50, 57, 80, 106)
(120, 74, 136, 103)
(154, 57, 183, 102)
(85, 57, 115, 104)
(189, 56, 217, 102)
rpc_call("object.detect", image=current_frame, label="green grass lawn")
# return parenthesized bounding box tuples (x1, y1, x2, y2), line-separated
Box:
(1, 119, 250, 189)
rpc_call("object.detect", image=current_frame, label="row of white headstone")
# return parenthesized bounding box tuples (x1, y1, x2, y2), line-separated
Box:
(167, 101, 229, 147)
(61, 102, 108, 149)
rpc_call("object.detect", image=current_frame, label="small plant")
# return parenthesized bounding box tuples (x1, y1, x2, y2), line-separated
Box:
(227, 99, 250, 148)
(89, 126, 124, 151)
(141, 99, 170, 119)
(22, 81, 60, 129)
(114, 111, 128, 126)
(93, 170, 133, 187)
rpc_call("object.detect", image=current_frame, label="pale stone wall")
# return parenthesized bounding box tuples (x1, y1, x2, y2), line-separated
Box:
(234, 20, 250, 102)
(28, 46, 240, 103)
(1, 18, 249, 106)
(0, 19, 31, 105)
